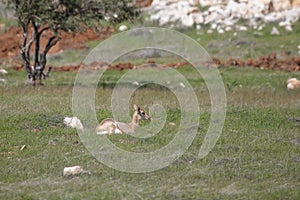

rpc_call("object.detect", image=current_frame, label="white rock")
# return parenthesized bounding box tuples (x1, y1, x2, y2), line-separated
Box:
(239, 26, 248, 31)
(145, 0, 300, 29)
(257, 25, 265, 31)
(223, 17, 236, 26)
(181, 15, 194, 27)
(118, 25, 128, 31)
(268, 12, 283, 22)
(285, 8, 300, 24)
(0, 69, 8, 75)
(196, 24, 202, 30)
(254, 31, 263, 36)
(279, 21, 289, 27)
(63, 166, 90, 176)
(207, 29, 213, 34)
(199, 0, 223, 7)
(225, 26, 232, 31)
(218, 28, 225, 34)
(0, 78, 6, 83)
(64, 117, 83, 130)
(179, 82, 186, 88)
(205, 12, 222, 25)
(192, 13, 204, 24)
(285, 25, 293, 32)
(270, 27, 280, 35)
(158, 14, 170, 26)
(210, 23, 218, 29)
(132, 81, 139, 86)
(169, 122, 176, 126)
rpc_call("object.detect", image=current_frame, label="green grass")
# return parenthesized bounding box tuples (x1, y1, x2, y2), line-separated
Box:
(0, 65, 300, 199)
(1, 16, 300, 199)
(0, 17, 18, 31)
(39, 20, 300, 68)
(182, 20, 300, 60)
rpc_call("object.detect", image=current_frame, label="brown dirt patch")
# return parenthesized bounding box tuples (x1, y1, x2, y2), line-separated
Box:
(0, 26, 115, 59)
(1, 26, 300, 72)
(10, 53, 300, 73)
(212, 52, 300, 72)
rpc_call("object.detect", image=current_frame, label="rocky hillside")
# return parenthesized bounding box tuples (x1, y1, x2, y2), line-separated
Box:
(144, 0, 300, 33)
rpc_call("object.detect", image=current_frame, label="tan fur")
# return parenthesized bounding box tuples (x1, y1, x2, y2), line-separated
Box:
(95, 104, 150, 134)
(287, 78, 300, 90)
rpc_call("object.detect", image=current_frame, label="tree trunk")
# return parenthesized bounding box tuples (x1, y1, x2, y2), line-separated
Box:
(20, 22, 60, 86)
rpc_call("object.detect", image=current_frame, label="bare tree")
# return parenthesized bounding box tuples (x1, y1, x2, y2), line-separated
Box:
(5, 0, 138, 85)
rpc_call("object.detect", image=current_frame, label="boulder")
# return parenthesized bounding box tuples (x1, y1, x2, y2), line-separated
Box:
(63, 117, 83, 130)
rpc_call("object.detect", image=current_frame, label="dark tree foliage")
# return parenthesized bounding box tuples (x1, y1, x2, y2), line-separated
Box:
(5, 0, 138, 85)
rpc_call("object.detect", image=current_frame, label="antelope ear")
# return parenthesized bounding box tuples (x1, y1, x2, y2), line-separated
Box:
(133, 104, 138, 110)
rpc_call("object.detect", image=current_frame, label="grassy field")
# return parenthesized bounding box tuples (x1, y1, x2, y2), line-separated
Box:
(0, 63, 300, 199)
(36, 20, 300, 69)
(1, 16, 300, 199)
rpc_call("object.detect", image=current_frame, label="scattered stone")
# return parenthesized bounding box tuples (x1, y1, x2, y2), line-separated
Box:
(285, 25, 293, 31)
(179, 82, 186, 88)
(217, 28, 225, 34)
(145, 0, 300, 31)
(207, 29, 213, 34)
(132, 81, 139, 86)
(118, 25, 128, 31)
(238, 26, 248, 31)
(0, 68, 8, 75)
(169, 122, 176, 126)
(270, 27, 280, 35)
(32, 126, 42, 133)
(254, 31, 263, 36)
(63, 166, 91, 177)
(63, 117, 83, 130)
(225, 26, 232, 31)
(48, 139, 58, 146)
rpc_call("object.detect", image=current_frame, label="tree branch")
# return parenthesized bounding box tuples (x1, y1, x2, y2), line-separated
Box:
(42, 66, 52, 79)
(20, 22, 27, 48)
(40, 36, 61, 69)
(19, 21, 32, 78)
(44, 36, 61, 55)
(32, 20, 40, 71)
(39, 26, 50, 35)
(38, 36, 61, 80)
